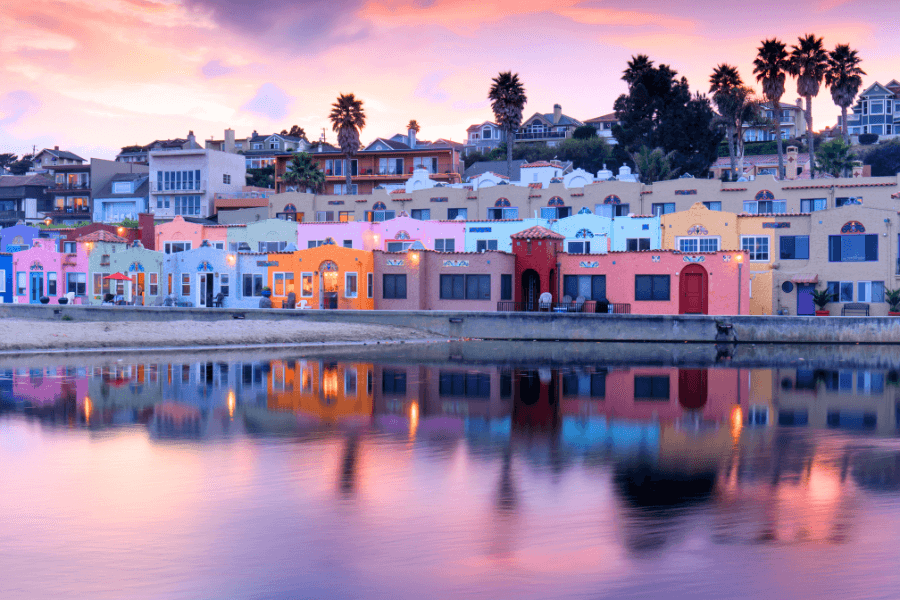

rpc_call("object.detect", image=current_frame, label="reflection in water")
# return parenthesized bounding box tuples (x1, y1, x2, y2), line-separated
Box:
(3, 356, 900, 598)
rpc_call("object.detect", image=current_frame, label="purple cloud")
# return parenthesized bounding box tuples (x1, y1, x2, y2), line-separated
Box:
(414, 71, 452, 103)
(201, 60, 235, 78)
(240, 83, 294, 121)
(0, 90, 41, 126)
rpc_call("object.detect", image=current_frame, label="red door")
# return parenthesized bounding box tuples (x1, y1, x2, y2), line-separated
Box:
(679, 264, 708, 314)
(678, 369, 708, 409)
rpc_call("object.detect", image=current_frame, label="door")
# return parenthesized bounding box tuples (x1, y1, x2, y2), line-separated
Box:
(797, 283, 815, 316)
(678, 369, 708, 409)
(198, 274, 208, 306)
(522, 270, 539, 310)
(136, 273, 145, 305)
(29, 272, 43, 303)
(679, 264, 708, 314)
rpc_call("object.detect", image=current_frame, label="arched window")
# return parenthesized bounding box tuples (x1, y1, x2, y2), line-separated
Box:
(604, 195, 621, 205)
(755, 190, 774, 201)
(283, 203, 297, 212)
(394, 230, 411, 240)
(575, 228, 594, 239)
(548, 196, 564, 207)
(373, 201, 387, 210)
(841, 221, 865, 234)
(495, 198, 510, 207)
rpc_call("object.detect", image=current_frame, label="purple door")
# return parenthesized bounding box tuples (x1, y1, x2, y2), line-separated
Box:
(797, 283, 815, 315)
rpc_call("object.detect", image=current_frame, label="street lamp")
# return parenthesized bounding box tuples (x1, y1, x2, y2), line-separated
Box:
(735, 254, 743, 314)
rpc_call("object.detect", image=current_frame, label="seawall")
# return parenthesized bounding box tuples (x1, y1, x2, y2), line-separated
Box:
(3, 304, 900, 344)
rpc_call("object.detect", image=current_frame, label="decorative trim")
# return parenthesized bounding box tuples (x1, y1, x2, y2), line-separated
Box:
(575, 228, 594, 239)
(755, 189, 775, 201)
(128, 262, 145, 272)
(762, 222, 790, 229)
(387, 259, 404, 266)
(392, 198, 412, 202)
(548, 196, 564, 207)
(687, 225, 708, 236)
(197, 261, 214, 272)
(355, 198, 368, 203)
(570, 192, 584, 197)
(442, 260, 469, 267)
(722, 255, 732, 262)
(256, 260, 278, 267)
(394, 230, 411, 240)
(430, 197, 448, 202)
(675, 189, 697, 195)
(604, 195, 621, 205)
(469, 227, 491, 233)
(682, 255, 705, 263)
(29, 260, 43, 271)
(494, 198, 510, 207)
(327, 200, 345, 205)
(721, 187, 747, 192)
(840, 220, 865, 234)
(651, 256, 661, 262)
(579, 261, 599, 268)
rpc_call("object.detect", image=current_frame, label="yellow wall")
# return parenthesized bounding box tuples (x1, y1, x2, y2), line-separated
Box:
(266, 245, 375, 310)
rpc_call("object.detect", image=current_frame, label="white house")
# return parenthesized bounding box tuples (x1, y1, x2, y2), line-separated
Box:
(149, 148, 246, 219)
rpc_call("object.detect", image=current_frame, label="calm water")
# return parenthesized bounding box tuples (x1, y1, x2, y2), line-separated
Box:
(3, 345, 900, 599)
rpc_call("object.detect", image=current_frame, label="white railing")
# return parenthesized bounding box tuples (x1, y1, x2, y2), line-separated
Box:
(150, 181, 207, 194)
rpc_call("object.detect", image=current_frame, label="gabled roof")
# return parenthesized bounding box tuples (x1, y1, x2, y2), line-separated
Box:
(522, 109, 583, 128)
(860, 82, 897, 98)
(522, 160, 566, 169)
(35, 148, 85, 162)
(584, 113, 617, 123)
(466, 121, 499, 132)
(95, 174, 150, 198)
(76, 230, 129, 243)
(511, 226, 564, 240)
(0, 174, 54, 187)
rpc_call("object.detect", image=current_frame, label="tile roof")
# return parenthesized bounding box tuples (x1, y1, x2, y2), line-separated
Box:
(711, 153, 810, 167)
(584, 113, 617, 123)
(521, 161, 564, 169)
(790, 274, 818, 283)
(510, 225, 564, 240)
(76, 230, 129, 243)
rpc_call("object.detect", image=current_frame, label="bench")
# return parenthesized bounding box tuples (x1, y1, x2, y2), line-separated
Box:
(841, 302, 870, 316)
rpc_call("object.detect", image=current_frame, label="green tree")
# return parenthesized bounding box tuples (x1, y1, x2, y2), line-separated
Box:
(488, 71, 527, 179)
(789, 34, 829, 178)
(815, 138, 855, 177)
(246, 166, 275, 188)
(557, 137, 612, 174)
(825, 44, 865, 144)
(329, 93, 366, 194)
(280, 125, 307, 140)
(710, 64, 745, 180)
(633, 146, 674, 184)
(862, 140, 900, 176)
(281, 152, 326, 193)
(613, 55, 721, 178)
(0, 152, 17, 173)
(8, 154, 33, 175)
(572, 125, 597, 140)
(753, 38, 790, 178)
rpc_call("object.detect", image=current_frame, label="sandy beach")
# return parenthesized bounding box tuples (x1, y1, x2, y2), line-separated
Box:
(0, 318, 437, 352)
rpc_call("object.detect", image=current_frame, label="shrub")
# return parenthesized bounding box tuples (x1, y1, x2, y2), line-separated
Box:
(858, 133, 879, 145)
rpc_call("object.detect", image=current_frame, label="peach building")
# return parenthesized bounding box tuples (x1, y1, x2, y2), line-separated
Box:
(265, 244, 375, 309)
(154, 215, 228, 253)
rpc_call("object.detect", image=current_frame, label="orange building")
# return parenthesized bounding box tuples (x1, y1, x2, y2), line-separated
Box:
(266, 359, 374, 423)
(265, 243, 375, 309)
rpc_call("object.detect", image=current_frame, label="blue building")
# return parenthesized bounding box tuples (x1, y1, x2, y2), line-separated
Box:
(0, 253, 12, 303)
(0, 224, 46, 252)
(845, 80, 900, 138)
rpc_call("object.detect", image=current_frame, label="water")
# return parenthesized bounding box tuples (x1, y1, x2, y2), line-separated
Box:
(2, 343, 900, 599)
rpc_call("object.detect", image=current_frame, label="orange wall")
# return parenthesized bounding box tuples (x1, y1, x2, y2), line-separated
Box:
(265, 245, 375, 309)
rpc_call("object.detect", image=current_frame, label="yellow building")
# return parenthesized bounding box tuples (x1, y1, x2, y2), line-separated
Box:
(265, 244, 375, 309)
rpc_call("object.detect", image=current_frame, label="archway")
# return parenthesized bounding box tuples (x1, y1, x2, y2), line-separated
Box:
(319, 260, 339, 309)
(679, 264, 708, 314)
(522, 269, 540, 310)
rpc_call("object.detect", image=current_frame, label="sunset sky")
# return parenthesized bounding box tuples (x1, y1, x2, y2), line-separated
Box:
(0, 0, 894, 161)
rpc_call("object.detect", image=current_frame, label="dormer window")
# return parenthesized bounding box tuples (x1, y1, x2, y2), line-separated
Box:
(112, 181, 132, 194)
(482, 128, 492, 139)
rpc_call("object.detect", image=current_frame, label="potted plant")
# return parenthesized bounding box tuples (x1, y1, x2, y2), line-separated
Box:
(261, 286, 272, 298)
(885, 288, 900, 316)
(812, 288, 832, 316)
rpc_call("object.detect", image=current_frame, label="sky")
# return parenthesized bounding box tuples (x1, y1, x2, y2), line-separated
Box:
(0, 0, 895, 162)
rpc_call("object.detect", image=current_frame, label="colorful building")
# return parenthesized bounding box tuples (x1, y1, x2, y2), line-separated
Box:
(0, 253, 12, 303)
(463, 218, 548, 252)
(226, 218, 293, 252)
(79, 232, 165, 306)
(265, 244, 375, 310)
(11, 238, 89, 304)
(0, 224, 46, 252)
(155, 215, 227, 254)
(163, 243, 240, 307)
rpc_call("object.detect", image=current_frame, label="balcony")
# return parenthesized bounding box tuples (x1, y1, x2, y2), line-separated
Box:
(0, 210, 26, 222)
(213, 191, 269, 199)
(150, 181, 207, 194)
(47, 205, 91, 215)
(515, 130, 567, 141)
(51, 182, 91, 191)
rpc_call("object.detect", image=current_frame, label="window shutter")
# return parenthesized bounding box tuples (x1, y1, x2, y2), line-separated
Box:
(828, 236, 840, 262)
(865, 235, 878, 261)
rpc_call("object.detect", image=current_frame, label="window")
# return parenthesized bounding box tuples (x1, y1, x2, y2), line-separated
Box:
(440, 274, 490, 300)
(828, 235, 878, 262)
(702, 201, 722, 211)
(333, 184, 358, 195)
(338, 211, 354, 222)
(800, 198, 826, 212)
(826, 281, 854, 303)
(63, 241, 76, 253)
(65, 272, 86, 295)
(308, 240, 322, 249)
(365, 210, 395, 222)
(448, 208, 467, 220)
(156, 196, 170, 210)
(635, 275, 670, 301)
(434, 238, 455, 252)
(16, 272, 25, 295)
(316, 211, 335, 222)
(540, 207, 573, 219)
(345, 272, 358, 298)
(343, 240, 353, 248)
(157, 169, 200, 191)
(387, 242, 413, 252)
(563, 275, 606, 301)
(835, 196, 862, 207)
(857, 281, 884, 303)
(651, 202, 675, 216)
(487, 207, 519, 219)
(181, 273, 191, 296)
(242, 273, 263, 297)
(164, 241, 191, 254)
(149, 273, 158, 296)
(273, 272, 294, 296)
(325, 159, 344, 176)
(568, 241, 587, 254)
(167, 273, 172, 295)
(439, 372, 491, 398)
(213, 242, 224, 250)
(679, 237, 719, 252)
(382, 370, 407, 394)
(223, 174, 231, 184)
(345, 369, 357, 395)
(634, 375, 670, 399)
(173, 195, 201, 216)
(367, 273, 373, 298)
(383, 274, 407, 299)
(594, 204, 630, 218)
(627, 238, 652, 251)
(780, 236, 809, 260)
(47, 272, 57, 296)
(743, 200, 786, 214)
(411, 209, 431, 220)
(476, 240, 498, 252)
(501, 274, 512, 300)
(300, 273, 313, 297)
(741, 236, 770, 261)
(258, 241, 287, 253)
(112, 181, 132, 194)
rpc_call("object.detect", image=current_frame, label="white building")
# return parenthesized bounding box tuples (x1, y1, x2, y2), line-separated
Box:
(149, 148, 246, 219)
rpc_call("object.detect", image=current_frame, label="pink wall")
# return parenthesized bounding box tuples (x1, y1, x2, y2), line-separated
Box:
(377, 216, 465, 252)
(11, 238, 89, 303)
(558, 250, 750, 315)
(297, 221, 374, 250)
(155, 215, 227, 250)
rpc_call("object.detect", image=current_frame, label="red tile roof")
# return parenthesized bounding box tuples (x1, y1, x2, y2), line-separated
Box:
(510, 225, 564, 240)
(76, 230, 129, 243)
(521, 161, 564, 169)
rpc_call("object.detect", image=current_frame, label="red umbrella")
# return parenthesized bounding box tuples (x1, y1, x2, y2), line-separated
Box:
(104, 273, 133, 281)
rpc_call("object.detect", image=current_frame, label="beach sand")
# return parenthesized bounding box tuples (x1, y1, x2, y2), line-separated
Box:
(0, 318, 436, 352)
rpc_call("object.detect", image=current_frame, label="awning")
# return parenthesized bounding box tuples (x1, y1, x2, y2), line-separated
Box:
(791, 274, 818, 284)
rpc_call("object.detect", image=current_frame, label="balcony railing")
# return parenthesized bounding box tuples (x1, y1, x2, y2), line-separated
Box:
(213, 191, 270, 199)
(150, 181, 207, 194)
(496, 301, 631, 314)
(50, 206, 91, 214)
(51, 182, 91, 190)
(515, 130, 567, 141)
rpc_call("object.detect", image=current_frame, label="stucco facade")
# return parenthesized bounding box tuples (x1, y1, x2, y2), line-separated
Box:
(265, 245, 375, 310)
(464, 218, 548, 252)
(0, 224, 45, 252)
(149, 148, 246, 219)
(163, 244, 241, 308)
(155, 215, 228, 253)
(0, 253, 12, 303)
(11, 238, 89, 304)
(226, 218, 296, 252)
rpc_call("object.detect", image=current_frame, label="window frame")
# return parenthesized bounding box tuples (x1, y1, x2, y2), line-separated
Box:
(634, 274, 670, 301)
(345, 272, 358, 298)
(741, 235, 770, 262)
(382, 274, 407, 299)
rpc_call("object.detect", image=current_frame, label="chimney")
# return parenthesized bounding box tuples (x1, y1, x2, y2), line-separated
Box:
(54, 146, 59, 151)
(138, 213, 156, 250)
(786, 146, 799, 180)
(553, 104, 562, 124)
(796, 98, 802, 108)
(224, 128, 235, 153)
(252, 130, 258, 138)
(187, 130, 196, 147)
(408, 127, 417, 149)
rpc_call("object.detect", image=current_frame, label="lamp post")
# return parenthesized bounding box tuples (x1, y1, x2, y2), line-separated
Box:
(736, 254, 743, 315)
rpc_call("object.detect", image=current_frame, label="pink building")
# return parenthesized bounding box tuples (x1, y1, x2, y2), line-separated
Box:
(154, 215, 228, 253)
(297, 221, 375, 251)
(12, 238, 89, 304)
(297, 216, 466, 253)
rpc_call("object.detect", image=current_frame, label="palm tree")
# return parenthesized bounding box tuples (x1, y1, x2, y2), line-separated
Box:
(815, 138, 856, 177)
(825, 44, 865, 145)
(710, 64, 744, 181)
(754, 38, 790, 178)
(282, 152, 325, 193)
(622, 54, 654, 86)
(406, 120, 420, 133)
(789, 34, 829, 178)
(633, 146, 675, 183)
(329, 93, 366, 194)
(488, 71, 527, 179)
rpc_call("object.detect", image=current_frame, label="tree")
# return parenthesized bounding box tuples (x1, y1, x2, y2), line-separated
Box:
(280, 125, 307, 140)
(825, 44, 865, 144)
(710, 64, 744, 180)
(613, 55, 721, 178)
(328, 93, 366, 194)
(633, 146, 674, 183)
(572, 125, 597, 140)
(8, 154, 33, 175)
(863, 140, 900, 176)
(789, 34, 829, 178)
(246, 166, 275, 188)
(815, 138, 856, 177)
(406, 120, 420, 133)
(753, 38, 790, 178)
(557, 137, 612, 174)
(488, 71, 527, 179)
(0, 153, 17, 173)
(281, 152, 326, 193)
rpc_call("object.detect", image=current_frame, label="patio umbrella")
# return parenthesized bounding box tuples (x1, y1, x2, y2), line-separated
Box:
(104, 272, 134, 301)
